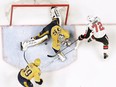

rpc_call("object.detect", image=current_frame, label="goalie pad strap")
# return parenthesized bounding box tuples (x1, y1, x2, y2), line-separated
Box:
(27, 35, 48, 47)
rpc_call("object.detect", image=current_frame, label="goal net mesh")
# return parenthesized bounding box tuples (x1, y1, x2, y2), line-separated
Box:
(5, 0, 69, 26)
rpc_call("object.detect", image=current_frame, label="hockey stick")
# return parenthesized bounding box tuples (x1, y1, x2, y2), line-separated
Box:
(43, 48, 75, 68)
(47, 39, 78, 57)
(23, 51, 29, 64)
(64, 48, 75, 55)
(42, 56, 59, 68)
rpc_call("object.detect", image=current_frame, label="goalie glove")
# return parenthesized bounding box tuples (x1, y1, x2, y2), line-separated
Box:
(58, 34, 71, 46)
(58, 34, 65, 42)
(35, 79, 43, 85)
(61, 39, 71, 47)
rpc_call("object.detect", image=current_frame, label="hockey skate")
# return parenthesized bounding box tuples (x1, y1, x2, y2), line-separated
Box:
(20, 41, 28, 51)
(104, 53, 108, 59)
(20, 39, 34, 51)
(58, 52, 67, 62)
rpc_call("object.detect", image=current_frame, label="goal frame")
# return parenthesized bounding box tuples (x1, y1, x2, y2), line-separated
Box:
(10, 4, 69, 26)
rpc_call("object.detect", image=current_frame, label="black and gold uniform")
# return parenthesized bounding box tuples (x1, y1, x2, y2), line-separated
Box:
(21, 7, 70, 53)
(18, 58, 43, 87)
(34, 18, 70, 53)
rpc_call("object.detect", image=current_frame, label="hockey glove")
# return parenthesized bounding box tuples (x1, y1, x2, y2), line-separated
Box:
(78, 35, 85, 40)
(61, 39, 71, 47)
(35, 79, 43, 85)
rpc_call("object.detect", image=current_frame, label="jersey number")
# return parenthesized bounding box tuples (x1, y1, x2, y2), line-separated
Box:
(53, 28, 61, 35)
(92, 22, 104, 32)
(24, 66, 32, 77)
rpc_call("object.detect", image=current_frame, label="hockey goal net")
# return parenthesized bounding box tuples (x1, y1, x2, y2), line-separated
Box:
(6, 0, 69, 26)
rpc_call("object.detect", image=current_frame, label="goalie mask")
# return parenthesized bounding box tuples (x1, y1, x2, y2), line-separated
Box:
(50, 7, 59, 19)
(87, 15, 99, 23)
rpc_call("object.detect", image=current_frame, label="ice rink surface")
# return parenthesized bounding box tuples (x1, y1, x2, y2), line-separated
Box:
(2, 25, 77, 72)
(0, 0, 116, 87)
(0, 25, 116, 87)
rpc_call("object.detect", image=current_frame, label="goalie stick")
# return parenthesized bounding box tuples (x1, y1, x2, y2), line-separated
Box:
(23, 51, 29, 64)
(43, 47, 75, 68)
(47, 38, 78, 57)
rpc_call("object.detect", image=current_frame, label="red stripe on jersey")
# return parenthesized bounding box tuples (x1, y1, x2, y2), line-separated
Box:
(103, 46, 108, 49)
(91, 35, 95, 39)
(84, 34, 86, 37)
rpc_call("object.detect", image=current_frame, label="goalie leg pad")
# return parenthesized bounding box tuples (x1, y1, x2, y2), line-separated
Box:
(21, 35, 48, 51)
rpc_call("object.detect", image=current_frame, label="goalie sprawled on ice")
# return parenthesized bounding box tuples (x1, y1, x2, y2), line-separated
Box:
(21, 7, 71, 61)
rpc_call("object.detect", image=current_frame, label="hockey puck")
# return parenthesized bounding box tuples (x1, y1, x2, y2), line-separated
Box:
(45, 42, 47, 45)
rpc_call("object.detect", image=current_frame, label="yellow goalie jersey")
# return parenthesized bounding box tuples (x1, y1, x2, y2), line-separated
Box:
(20, 63, 41, 82)
(51, 25, 70, 50)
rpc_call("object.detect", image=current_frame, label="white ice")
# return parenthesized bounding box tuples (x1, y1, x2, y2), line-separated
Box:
(0, 0, 116, 87)
(0, 25, 116, 87)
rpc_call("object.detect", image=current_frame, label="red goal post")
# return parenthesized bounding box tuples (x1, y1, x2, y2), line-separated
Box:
(10, 4, 69, 26)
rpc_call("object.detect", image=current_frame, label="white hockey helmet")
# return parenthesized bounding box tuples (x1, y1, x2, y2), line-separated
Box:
(87, 15, 99, 23)
(87, 15, 95, 22)
(34, 58, 41, 66)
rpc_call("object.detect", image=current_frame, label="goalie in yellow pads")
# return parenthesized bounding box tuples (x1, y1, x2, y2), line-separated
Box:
(18, 58, 43, 87)
(21, 7, 71, 61)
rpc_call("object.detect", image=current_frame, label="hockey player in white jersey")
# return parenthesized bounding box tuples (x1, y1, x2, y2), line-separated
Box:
(75, 16, 109, 59)
(21, 7, 71, 62)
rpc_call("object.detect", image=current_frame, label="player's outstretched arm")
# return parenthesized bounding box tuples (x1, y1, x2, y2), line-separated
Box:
(75, 28, 92, 50)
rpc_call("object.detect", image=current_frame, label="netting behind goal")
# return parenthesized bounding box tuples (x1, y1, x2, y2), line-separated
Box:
(6, 0, 69, 26)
